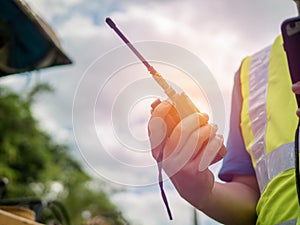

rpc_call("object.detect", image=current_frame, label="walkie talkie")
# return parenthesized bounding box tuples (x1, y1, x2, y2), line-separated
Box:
(105, 17, 209, 123)
(105, 17, 226, 219)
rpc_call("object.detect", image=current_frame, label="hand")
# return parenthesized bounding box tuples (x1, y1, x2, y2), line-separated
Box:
(148, 100, 226, 207)
(148, 99, 225, 171)
(292, 81, 300, 117)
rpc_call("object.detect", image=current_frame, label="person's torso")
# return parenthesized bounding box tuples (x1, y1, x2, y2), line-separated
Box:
(239, 35, 299, 225)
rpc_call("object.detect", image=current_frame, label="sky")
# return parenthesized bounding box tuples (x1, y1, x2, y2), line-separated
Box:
(0, 0, 298, 224)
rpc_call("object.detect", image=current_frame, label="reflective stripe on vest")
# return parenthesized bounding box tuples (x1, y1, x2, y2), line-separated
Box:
(276, 218, 297, 225)
(256, 142, 295, 192)
(248, 45, 270, 169)
(239, 35, 298, 192)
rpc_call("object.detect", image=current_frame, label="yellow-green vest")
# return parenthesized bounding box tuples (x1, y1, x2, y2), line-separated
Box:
(239, 35, 299, 225)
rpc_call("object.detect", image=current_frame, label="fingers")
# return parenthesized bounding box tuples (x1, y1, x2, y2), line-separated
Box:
(163, 113, 205, 159)
(162, 117, 216, 176)
(210, 144, 227, 165)
(292, 81, 300, 117)
(174, 123, 223, 172)
(292, 81, 300, 94)
(148, 99, 225, 175)
(148, 99, 176, 160)
(198, 134, 224, 171)
(148, 117, 168, 160)
(148, 117, 167, 148)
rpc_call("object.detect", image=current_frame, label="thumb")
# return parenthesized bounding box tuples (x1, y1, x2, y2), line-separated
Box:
(148, 117, 168, 159)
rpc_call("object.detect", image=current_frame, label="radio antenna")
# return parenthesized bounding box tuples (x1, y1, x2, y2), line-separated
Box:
(105, 17, 176, 99)
(105, 17, 174, 220)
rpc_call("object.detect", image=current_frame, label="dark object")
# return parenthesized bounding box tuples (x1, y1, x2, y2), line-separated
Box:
(0, 177, 8, 199)
(0, 0, 72, 76)
(105, 17, 156, 75)
(282, 16, 300, 106)
(281, 16, 300, 205)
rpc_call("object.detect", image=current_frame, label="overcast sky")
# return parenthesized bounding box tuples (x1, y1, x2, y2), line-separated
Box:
(0, 0, 298, 224)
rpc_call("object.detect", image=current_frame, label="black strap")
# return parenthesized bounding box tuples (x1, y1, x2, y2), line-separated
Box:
(157, 149, 173, 220)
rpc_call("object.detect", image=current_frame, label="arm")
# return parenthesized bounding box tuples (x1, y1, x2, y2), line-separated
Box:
(202, 71, 259, 224)
(167, 154, 259, 224)
(202, 175, 259, 225)
(148, 106, 259, 225)
(148, 71, 260, 224)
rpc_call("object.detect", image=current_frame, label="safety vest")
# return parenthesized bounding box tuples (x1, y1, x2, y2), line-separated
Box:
(239, 35, 299, 225)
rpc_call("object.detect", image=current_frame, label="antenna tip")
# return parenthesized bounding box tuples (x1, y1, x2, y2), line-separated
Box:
(105, 17, 116, 29)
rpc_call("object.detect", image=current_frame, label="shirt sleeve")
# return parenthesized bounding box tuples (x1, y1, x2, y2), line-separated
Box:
(218, 70, 256, 182)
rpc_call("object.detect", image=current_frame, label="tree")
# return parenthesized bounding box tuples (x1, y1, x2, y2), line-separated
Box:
(0, 83, 128, 225)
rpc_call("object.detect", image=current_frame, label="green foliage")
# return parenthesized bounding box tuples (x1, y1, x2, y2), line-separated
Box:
(0, 83, 128, 225)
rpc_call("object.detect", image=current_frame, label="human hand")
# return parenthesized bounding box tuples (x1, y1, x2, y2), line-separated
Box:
(292, 81, 300, 117)
(148, 99, 225, 171)
(148, 99, 226, 205)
